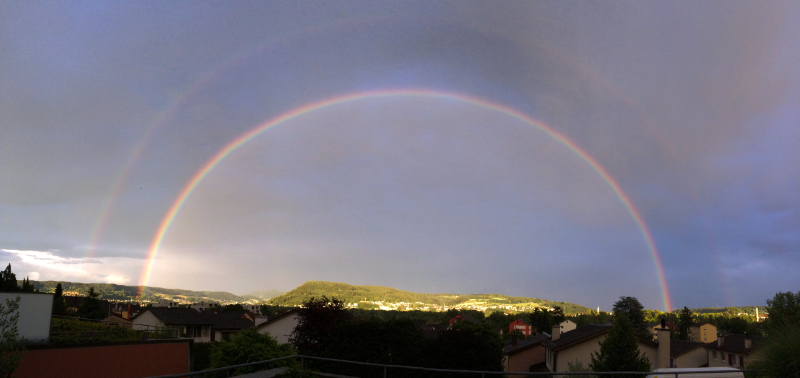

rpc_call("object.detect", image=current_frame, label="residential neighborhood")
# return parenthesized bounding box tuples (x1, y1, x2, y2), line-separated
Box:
(0, 263, 795, 378)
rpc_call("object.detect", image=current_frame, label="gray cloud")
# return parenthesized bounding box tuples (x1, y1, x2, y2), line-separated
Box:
(1, 1, 797, 310)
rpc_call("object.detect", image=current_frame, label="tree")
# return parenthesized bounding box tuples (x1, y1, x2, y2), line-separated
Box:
(766, 291, 800, 327)
(589, 313, 651, 377)
(748, 321, 800, 378)
(483, 310, 511, 334)
(289, 296, 349, 356)
(323, 318, 426, 377)
(20, 277, 34, 293)
(52, 283, 67, 316)
(749, 292, 800, 378)
(78, 287, 105, 320)
(425, 321, 504, 373)
(208, 328, 296, 377)
(219, 304, 246, 312)
(0, 296, 25, 377)
(678, 306, 694, 340)
(529, 307, 554, 334)
(0, 265, 18, 292)
(552, 306, 566, 325)
(612, 296, 650, 340)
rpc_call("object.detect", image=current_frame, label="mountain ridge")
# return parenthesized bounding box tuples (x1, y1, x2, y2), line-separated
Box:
(268, 281, 593, 315)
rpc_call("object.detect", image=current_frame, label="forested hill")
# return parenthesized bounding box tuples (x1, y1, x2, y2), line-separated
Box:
(28, 280, 245, 303)
(268, 281, 592, 315)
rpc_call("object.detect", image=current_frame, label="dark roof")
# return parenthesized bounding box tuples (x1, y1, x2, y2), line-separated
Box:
(505, 333, 551, 355)
(670, 339, 705, 357)
(545, 324, 613, 351)
(704, 334, 759, 355)
(208, 312, 255, 331)
(134, 307, 214, 325)
(510, 318, 531, 326)
(452, 314, 479, 324)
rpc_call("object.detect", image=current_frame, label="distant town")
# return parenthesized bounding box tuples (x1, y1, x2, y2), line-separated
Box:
(2, 264, 794, 378)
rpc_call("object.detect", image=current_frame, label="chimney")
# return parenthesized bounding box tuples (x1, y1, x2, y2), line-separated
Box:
(744, 332, 751, 349)
(718, 333, 724, 347)
(511, 334, 518, 346)
(551, 325, 561, 341)
(656, 319, 671, 369)
(127, 304, 131, 320)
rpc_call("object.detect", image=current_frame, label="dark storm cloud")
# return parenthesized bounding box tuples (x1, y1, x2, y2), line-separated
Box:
(1, 1, 797, 310)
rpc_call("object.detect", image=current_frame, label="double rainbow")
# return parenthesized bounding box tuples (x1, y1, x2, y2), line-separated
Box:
(138, 89, 673, 311)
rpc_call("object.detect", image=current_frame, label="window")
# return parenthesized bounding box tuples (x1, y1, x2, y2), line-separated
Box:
(712, 351, 717, 360)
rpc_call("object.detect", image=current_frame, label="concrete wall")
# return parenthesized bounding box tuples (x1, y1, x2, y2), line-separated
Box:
(14, 339, 191, 378)
(258, 313, 299, 344)
(0, 292, 53, 344)
(506, 344, 546, 372)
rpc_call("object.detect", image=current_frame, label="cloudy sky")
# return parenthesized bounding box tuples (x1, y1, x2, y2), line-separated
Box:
(1, 1, 798, 311)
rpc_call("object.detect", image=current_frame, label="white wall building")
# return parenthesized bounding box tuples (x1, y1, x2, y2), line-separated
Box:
(256, 309, 299, 344)
(0, 292, 53, 344)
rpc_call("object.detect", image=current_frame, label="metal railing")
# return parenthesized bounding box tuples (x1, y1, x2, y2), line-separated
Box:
(147, 355, 763, 378)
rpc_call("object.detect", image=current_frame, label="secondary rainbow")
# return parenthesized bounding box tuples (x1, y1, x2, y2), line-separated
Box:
(139, 89, 673, 311)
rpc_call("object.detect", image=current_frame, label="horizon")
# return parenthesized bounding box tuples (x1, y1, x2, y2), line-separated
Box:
(22, 277, 772, 311)
(2, 2, 798, 312)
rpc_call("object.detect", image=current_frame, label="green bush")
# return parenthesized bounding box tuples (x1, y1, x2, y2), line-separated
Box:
(750, 321, 800, 378)
(207, 328, 297, 377)
(49, 318, 175, 344)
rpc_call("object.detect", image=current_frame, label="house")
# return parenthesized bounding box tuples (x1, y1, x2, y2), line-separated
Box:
(509, 318, 532, 336)
(243, 303, 262, 314)
(153, 299, 179, 308)
(503, 332, 550, 372)
(669, 339, 707, 368)
(557, 319, 577, 333)
(62, 295, 114, 318)
(112, 302, 142, 320)
(190, 301, 218, 312)
(207, 311, 255, 342)
(705, 334, 759, 369)
(448, 314, 479, 326)
(0, 291, 53, 344)
(690, 322, 717, 343)
(544, 323, 667, 373)
(131, 308, 214, 342)
(256, 309, 300, 344)
(102, 314, 133, 328)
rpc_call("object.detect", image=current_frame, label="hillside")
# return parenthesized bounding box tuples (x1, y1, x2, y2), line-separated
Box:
(241, 289, 285, 301)
(268, 281, 592, 315)
(29, 281, 245, 303)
